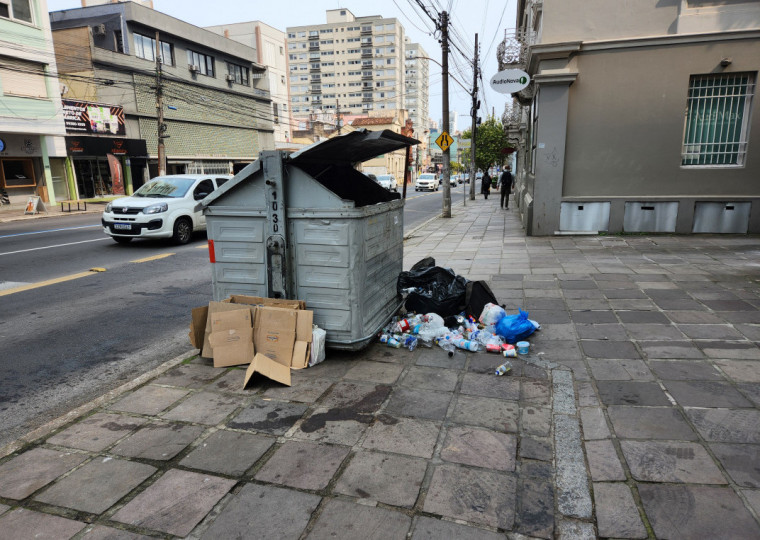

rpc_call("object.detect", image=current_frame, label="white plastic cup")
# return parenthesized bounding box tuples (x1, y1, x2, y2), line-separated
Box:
(516, 341, 530, 355)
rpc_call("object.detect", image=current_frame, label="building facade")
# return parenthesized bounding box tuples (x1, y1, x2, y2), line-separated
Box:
(50, 1, 274, 197)
(404, 40, 429, 134)
(286, 8, 406, 124)
(0, 0, 69, 205)
(503, 0, 760, 235)
(205, 21, 293, 148)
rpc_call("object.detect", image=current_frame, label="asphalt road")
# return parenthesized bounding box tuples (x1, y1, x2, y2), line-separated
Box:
(0, 190, 451, 448)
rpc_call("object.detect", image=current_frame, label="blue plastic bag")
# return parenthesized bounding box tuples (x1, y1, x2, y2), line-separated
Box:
(495, 309, 536, 344)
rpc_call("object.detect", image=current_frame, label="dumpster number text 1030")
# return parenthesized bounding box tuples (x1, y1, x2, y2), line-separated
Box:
(271, 192, 280, 233)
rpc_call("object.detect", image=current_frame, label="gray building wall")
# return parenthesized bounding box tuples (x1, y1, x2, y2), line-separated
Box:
(508, 0, 760, 235)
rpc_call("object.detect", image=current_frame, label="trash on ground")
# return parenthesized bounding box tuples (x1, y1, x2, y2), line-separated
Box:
(189, 295, 317, 388)
(387, 259, 542, 371)
(495, 361, 512, 376)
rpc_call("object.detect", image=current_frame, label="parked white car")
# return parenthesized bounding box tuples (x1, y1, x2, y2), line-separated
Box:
(376, 174, 398, 191)
(102, 174, 232, 244)
(415, 173, 438, 191)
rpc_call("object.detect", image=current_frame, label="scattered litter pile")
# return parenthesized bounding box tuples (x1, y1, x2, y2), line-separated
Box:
(385, 257, 541, 375)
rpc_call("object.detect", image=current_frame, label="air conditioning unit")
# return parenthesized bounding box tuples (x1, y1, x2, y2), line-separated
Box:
(189, 64, 200, 73)
(92, 24, 106, 36)
(225, 74, 235, 82)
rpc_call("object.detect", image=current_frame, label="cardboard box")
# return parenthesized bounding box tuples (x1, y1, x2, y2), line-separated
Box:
(207, 309, 254, 368)
(243, 353, 291, 388)
(189, 295, 313, 370)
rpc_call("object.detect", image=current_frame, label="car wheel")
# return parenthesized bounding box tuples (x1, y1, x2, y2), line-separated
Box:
(113, 236, 132, 244)
(172, 217, 193, 245)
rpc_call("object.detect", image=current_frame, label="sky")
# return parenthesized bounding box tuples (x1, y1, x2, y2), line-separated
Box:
(46, 0, 517, 133)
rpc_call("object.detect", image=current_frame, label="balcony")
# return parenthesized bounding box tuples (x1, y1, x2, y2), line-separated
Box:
(360, 27, 372, 35)
(362, 73, 373, 80)
(496, 29, 536, 70)
(308, 34, 319, 40)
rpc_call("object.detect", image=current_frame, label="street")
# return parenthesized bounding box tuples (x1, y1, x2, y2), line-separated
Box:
(0, 190, 448, 448)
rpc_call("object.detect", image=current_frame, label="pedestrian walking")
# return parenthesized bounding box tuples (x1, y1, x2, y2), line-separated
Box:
(498, 166, 514, 209)
(481, 170, 491, 199)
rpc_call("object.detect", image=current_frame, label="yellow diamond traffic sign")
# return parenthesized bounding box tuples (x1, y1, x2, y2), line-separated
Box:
(435, 131, 453, 152)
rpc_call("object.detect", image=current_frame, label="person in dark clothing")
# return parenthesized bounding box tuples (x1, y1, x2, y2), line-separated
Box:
(481, 171, 491, 199)
(498, 167, 514, 209)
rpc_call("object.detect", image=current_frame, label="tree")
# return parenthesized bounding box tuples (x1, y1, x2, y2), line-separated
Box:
(461, 118, 512, 172)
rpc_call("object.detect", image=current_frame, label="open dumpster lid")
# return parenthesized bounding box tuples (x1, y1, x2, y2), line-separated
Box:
(289, 128, 419, 165)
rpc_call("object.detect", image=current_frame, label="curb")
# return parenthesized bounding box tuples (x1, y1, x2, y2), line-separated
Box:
(0, 348, 197, 460)
(403, 197, 467, 241)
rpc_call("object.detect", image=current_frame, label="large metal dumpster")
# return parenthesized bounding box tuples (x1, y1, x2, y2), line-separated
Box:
(199, 129, 418, 350)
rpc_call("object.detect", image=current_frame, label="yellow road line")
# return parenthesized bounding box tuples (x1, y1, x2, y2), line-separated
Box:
(130, 253, 175, 263)
(0, 270, 102, 297)
(196, 245, 207, 249)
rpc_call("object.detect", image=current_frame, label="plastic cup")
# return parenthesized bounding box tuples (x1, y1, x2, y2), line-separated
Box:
(516, 341, 530, 354)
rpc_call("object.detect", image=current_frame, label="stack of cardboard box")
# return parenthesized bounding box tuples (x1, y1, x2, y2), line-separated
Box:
(189, 296, 313, 387)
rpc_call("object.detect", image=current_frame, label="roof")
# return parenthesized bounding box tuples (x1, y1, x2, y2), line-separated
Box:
(351, 117, 396, 127)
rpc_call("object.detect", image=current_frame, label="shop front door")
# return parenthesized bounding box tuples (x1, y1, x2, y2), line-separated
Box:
(74, 157, 111, 198)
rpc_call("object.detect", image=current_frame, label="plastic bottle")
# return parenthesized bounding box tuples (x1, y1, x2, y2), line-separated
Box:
(495, 361, 512, 376)
(452, 338, 479, 352)
(435, 335, 456, 357)
(386, 337, 402, 348)
(404, 336, 418, 351)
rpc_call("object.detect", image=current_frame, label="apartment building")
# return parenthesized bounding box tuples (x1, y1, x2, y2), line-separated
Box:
(404, 40, 429, 134)
(286, 8, 406, 124)
(0, 0, 69, 205)
(503, 0, 760, 235)
(205, 21, 293, 147)
(50, 1, 274, 197)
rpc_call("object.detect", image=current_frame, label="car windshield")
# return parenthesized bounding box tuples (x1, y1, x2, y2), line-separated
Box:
(378, 175, 392, 181)
(419, 174, 435, 180)
(133, 177, 195, 198)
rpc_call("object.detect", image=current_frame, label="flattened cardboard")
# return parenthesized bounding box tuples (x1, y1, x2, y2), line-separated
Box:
(243, 353, 291, 388)
(201, 301, 256, 358)
(229, 295, 303, 310)
(189, 295, 314, 370)
(189, 306, 208, 349)
(291, 310, 315, 369)
(254, 307, 297, 367)
(208, 309, 254, 367)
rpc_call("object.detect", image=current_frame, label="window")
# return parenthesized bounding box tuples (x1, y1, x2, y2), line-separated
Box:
(682, 73, 754, 166)
(1, 158, 35, 187)
(0, 58, 46, 98)
(228, 62, 249, 85)
(0, 0, 32, 23)
(273, 102, 279, 124)
(187, 50, 215, 77)
(134, 33, 173, 65)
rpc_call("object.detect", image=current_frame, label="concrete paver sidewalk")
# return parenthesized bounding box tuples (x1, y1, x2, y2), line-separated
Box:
(1, 194, 760, 538)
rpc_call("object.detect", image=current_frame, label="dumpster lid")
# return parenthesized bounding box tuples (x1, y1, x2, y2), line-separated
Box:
(289, 128, 419, 165)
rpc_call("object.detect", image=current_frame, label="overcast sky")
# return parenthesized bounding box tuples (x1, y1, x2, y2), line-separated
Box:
(47, 0, 517, 132)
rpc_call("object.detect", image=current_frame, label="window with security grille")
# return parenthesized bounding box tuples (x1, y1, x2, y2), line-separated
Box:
(681, 73, 754, 167)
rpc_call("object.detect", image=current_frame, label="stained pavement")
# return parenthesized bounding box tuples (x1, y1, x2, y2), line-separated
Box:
(1, 194, 760, 538)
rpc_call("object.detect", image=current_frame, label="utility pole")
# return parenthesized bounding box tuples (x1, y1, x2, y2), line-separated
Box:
(155, 31, 166, 176)
(469, 33, 479, 200)
(440, 10, 451, 218)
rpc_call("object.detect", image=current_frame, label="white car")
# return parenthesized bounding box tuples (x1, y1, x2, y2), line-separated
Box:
(102, 174, 232, 244)
(376, 174, 398, 191)
(415, 173, 438, 191)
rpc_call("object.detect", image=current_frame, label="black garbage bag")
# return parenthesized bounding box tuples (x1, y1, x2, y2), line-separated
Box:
(397, 258, 468, 317)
